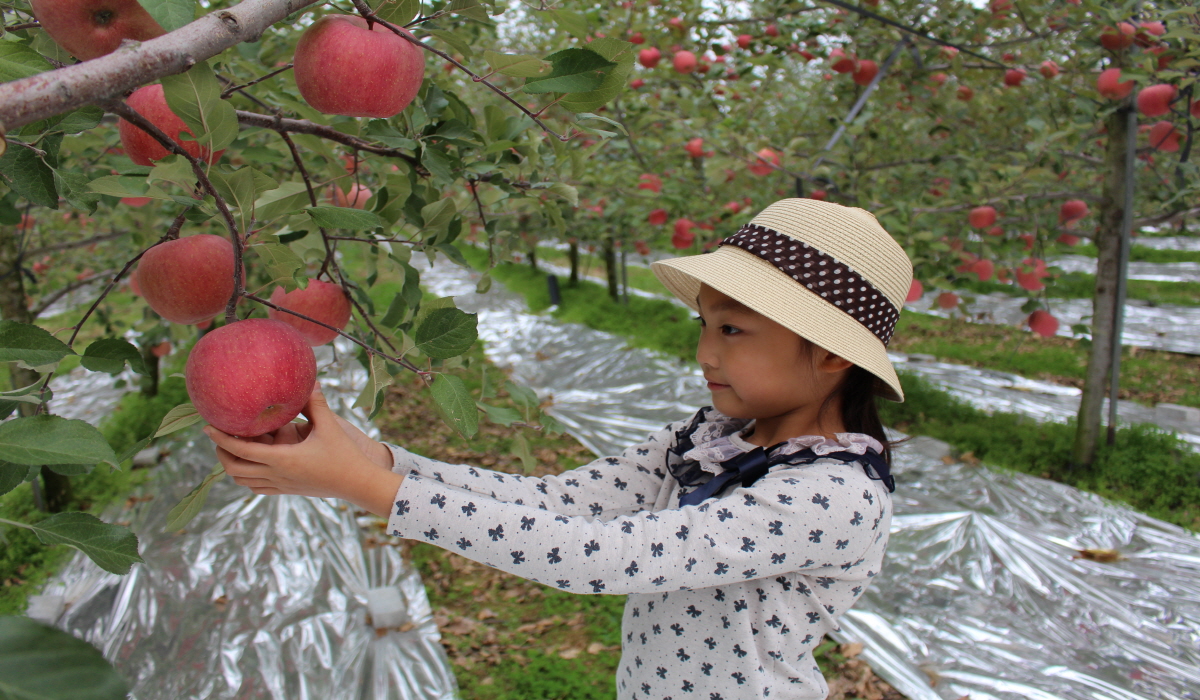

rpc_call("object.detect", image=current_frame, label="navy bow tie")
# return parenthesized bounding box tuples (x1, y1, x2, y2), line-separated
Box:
(677, 445, 894, 508)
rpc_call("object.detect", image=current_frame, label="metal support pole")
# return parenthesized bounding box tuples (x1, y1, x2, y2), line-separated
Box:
(1106, 100, 1138, 445)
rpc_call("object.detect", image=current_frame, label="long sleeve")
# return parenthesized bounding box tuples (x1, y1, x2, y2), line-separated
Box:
(386, 455, 890, 596)
(384, 419, 680, 519)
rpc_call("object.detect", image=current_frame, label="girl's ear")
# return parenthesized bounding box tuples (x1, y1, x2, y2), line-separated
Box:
(815, 348, 855, 374)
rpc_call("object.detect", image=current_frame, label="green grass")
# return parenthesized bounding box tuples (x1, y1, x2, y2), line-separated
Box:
(460, 244, 700, 362)
(881, 372, 1200, 529)
(462, 246, 1200, 530)
(957, 271, 1200, 307)
(0, 363, 191, 616)
(1072, 243, 1200, 264)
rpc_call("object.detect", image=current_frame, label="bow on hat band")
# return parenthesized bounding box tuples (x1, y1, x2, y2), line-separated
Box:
(719, 223, 900, 346)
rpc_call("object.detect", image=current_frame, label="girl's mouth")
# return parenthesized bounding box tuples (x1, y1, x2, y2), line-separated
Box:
(707, 381, 729, 391)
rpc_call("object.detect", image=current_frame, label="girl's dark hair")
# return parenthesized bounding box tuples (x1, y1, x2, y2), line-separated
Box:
(820, 366, 895, 467)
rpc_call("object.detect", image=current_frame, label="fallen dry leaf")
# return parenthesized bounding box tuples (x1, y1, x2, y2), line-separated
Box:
(558, 647, 581, 659)
(839, 642, 864, 658)
(1075, 548, 1124, 563)
(587, 642, 605, 654)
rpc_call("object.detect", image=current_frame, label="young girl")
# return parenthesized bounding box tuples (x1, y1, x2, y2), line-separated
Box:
(206, 198, 913, 700)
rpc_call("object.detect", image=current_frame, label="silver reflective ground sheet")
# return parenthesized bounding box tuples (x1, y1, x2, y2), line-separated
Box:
(421, 259, 1200, 700)
(34, 345, 457, 700)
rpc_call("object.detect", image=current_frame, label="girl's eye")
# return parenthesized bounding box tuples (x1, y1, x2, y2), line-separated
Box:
(693, 315, 705, 327)
(720, 325, 741, 335)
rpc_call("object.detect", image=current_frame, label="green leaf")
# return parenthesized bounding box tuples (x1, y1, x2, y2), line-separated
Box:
(87, 175, 169, 200)
(114, 436, 153, 466)
(524, 48, 615, 94)
(424, 29, 473, 59)
(448, 0, 488, 20)
(22, 512, 143, 575)
(475, 273, 492, 294)
(164, 464, 225, 531)
(209, 166, 274, 238)
(81, 338, 147, 375)
(505, 380, 539, 410)
(512, 431, 536, 473)
(482, 50, 551, 78)
(477, 401, 522, 426)
(541, 182, 579, 207)
(549, 9, 588, 39)
(0, 40, 52, 82)
(558, 38, 636, 113)
(539, 412, 567, 436)
(140, 0, 194, 31)
(0, 140, 58, 208)
(305, 206, 387, 230)
(380, 291, 410, 328)
(420, 197, 457, 233)
(53, 169, 102, 212)
(255, 181, 312, 221)
(147, 154, 197, 191)
(0, 416, 116, 466)
(0, 462, 27, 497)
(376, 0, 422, 25)
(160, 60, 239, 153)
(421, 145, 455, 184)
(0, 382, 48, 406)
(429, 374, 477, 439)
(154, 402, 205, 438)
(0, 616, 130, 699)
(0, 321, 74, 368)
(56, 106, 106, 134)
(414, 307, 478, 359)
(252, 242, 306, 291)
(353, 354, 393, 416)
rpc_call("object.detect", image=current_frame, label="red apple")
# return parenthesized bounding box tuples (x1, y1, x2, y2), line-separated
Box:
(1097, 68, 1134, 100)
(150, 341, 171, 358)
(1059, 199, 1089, 227)
(118, 84, 224, 166)
(737, 34, 752, 49)
(135, 234, 240, 325)
(1016, 258, 1048, 291)
(1099, 23, 1136, 51)
(121, 196, 152, 208)
(672, 218, 695, 249)
(969, 259, 995, 282)
(956, 85, 974, 101)
(32, 260, 50, 275)
(809, 189, 828, 201)
(667, 16, 684, 31)
(30, 0, 164, 61)
(765, 24, 779, 38)
(1003, 68, 1026, 87)
(293, 15, 425, 118)
(673, 50, 697, 74)
(638, 173, 663, 193)
(852, 60, 878, 86)
(634, 240, 651, 256)
(1137, 84, 1176, 117)
(1148, 121, 1180, 152)
(1039, 61, 1060, 79)
(648, 208, 668, 225)
(968, 205, 997, 229)
(941, 46, 959, 60)
(930, 72, 948, 87)
(185, 318, 317, 437)
(1192, 100, 1200, 120)
(267, 279, 352, 346)
(724, 201, 741, 214)
(829, 48, 856, 73)
(684, 137, 705, 158)
(628, 31, 645, 45)
(328, 183, 372, 209)
(1019, 233, 1035, 250)
(1028, 310, 1058, 338)
(936, 292, 959, 309)
(986, 225, 1004, 237)
(749, 148, 780, 176)
(905, 279, 924, 303)
(630, 78, 645, 89)
(1057, 233, 1081, 246)
(638, 47, 661, 69)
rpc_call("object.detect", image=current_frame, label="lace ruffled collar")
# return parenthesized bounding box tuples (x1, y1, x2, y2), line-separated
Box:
(668, 407, 885, 482)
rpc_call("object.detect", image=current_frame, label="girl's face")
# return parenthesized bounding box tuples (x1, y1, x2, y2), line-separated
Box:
(695, 284, 851, 435)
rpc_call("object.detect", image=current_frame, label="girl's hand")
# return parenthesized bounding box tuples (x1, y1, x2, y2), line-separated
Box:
(203, 387, 404, 518)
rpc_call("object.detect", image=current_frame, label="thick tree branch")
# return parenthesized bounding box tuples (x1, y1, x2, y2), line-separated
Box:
(30, 269, 115, 319)
(0, 0, 321, 132)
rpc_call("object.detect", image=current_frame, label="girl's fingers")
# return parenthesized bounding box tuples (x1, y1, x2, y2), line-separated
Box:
(214, 447, 274, 478)
(205, 426, 279, 463)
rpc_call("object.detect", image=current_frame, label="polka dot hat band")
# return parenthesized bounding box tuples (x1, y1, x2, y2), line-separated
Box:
(651, 198, 914, 402)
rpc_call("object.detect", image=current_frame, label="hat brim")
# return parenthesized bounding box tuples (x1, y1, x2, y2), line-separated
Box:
(652, 247, 904, 402)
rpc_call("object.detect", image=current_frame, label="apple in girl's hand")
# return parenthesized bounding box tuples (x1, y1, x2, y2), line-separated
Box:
(186, 319, 318, 438)
(31, 0, 165, 61)
(328, 183, 372, 209)
(293, 15, 425, 118)
(267, 280, 352, 346)
(135, 234, 241, 325)
(119, 85, 225, 166)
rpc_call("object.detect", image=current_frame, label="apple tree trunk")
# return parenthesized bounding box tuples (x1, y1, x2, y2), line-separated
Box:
(568, 240, 580, 287)
(0, 225, 72, 511)
(1072, 104, 1132, 469)
(603, 236, 619, 301)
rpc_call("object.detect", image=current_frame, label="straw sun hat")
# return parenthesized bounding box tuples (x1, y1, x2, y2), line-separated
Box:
(651, 198, 913, 402)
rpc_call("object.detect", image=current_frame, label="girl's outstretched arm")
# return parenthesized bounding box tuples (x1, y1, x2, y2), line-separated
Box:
(205, 388, 404, 518)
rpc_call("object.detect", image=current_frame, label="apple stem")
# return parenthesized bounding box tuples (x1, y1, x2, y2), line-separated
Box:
(243, 292, 426, 378)
(219, 63, 294, 99)
(348, 0, 570, 142)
